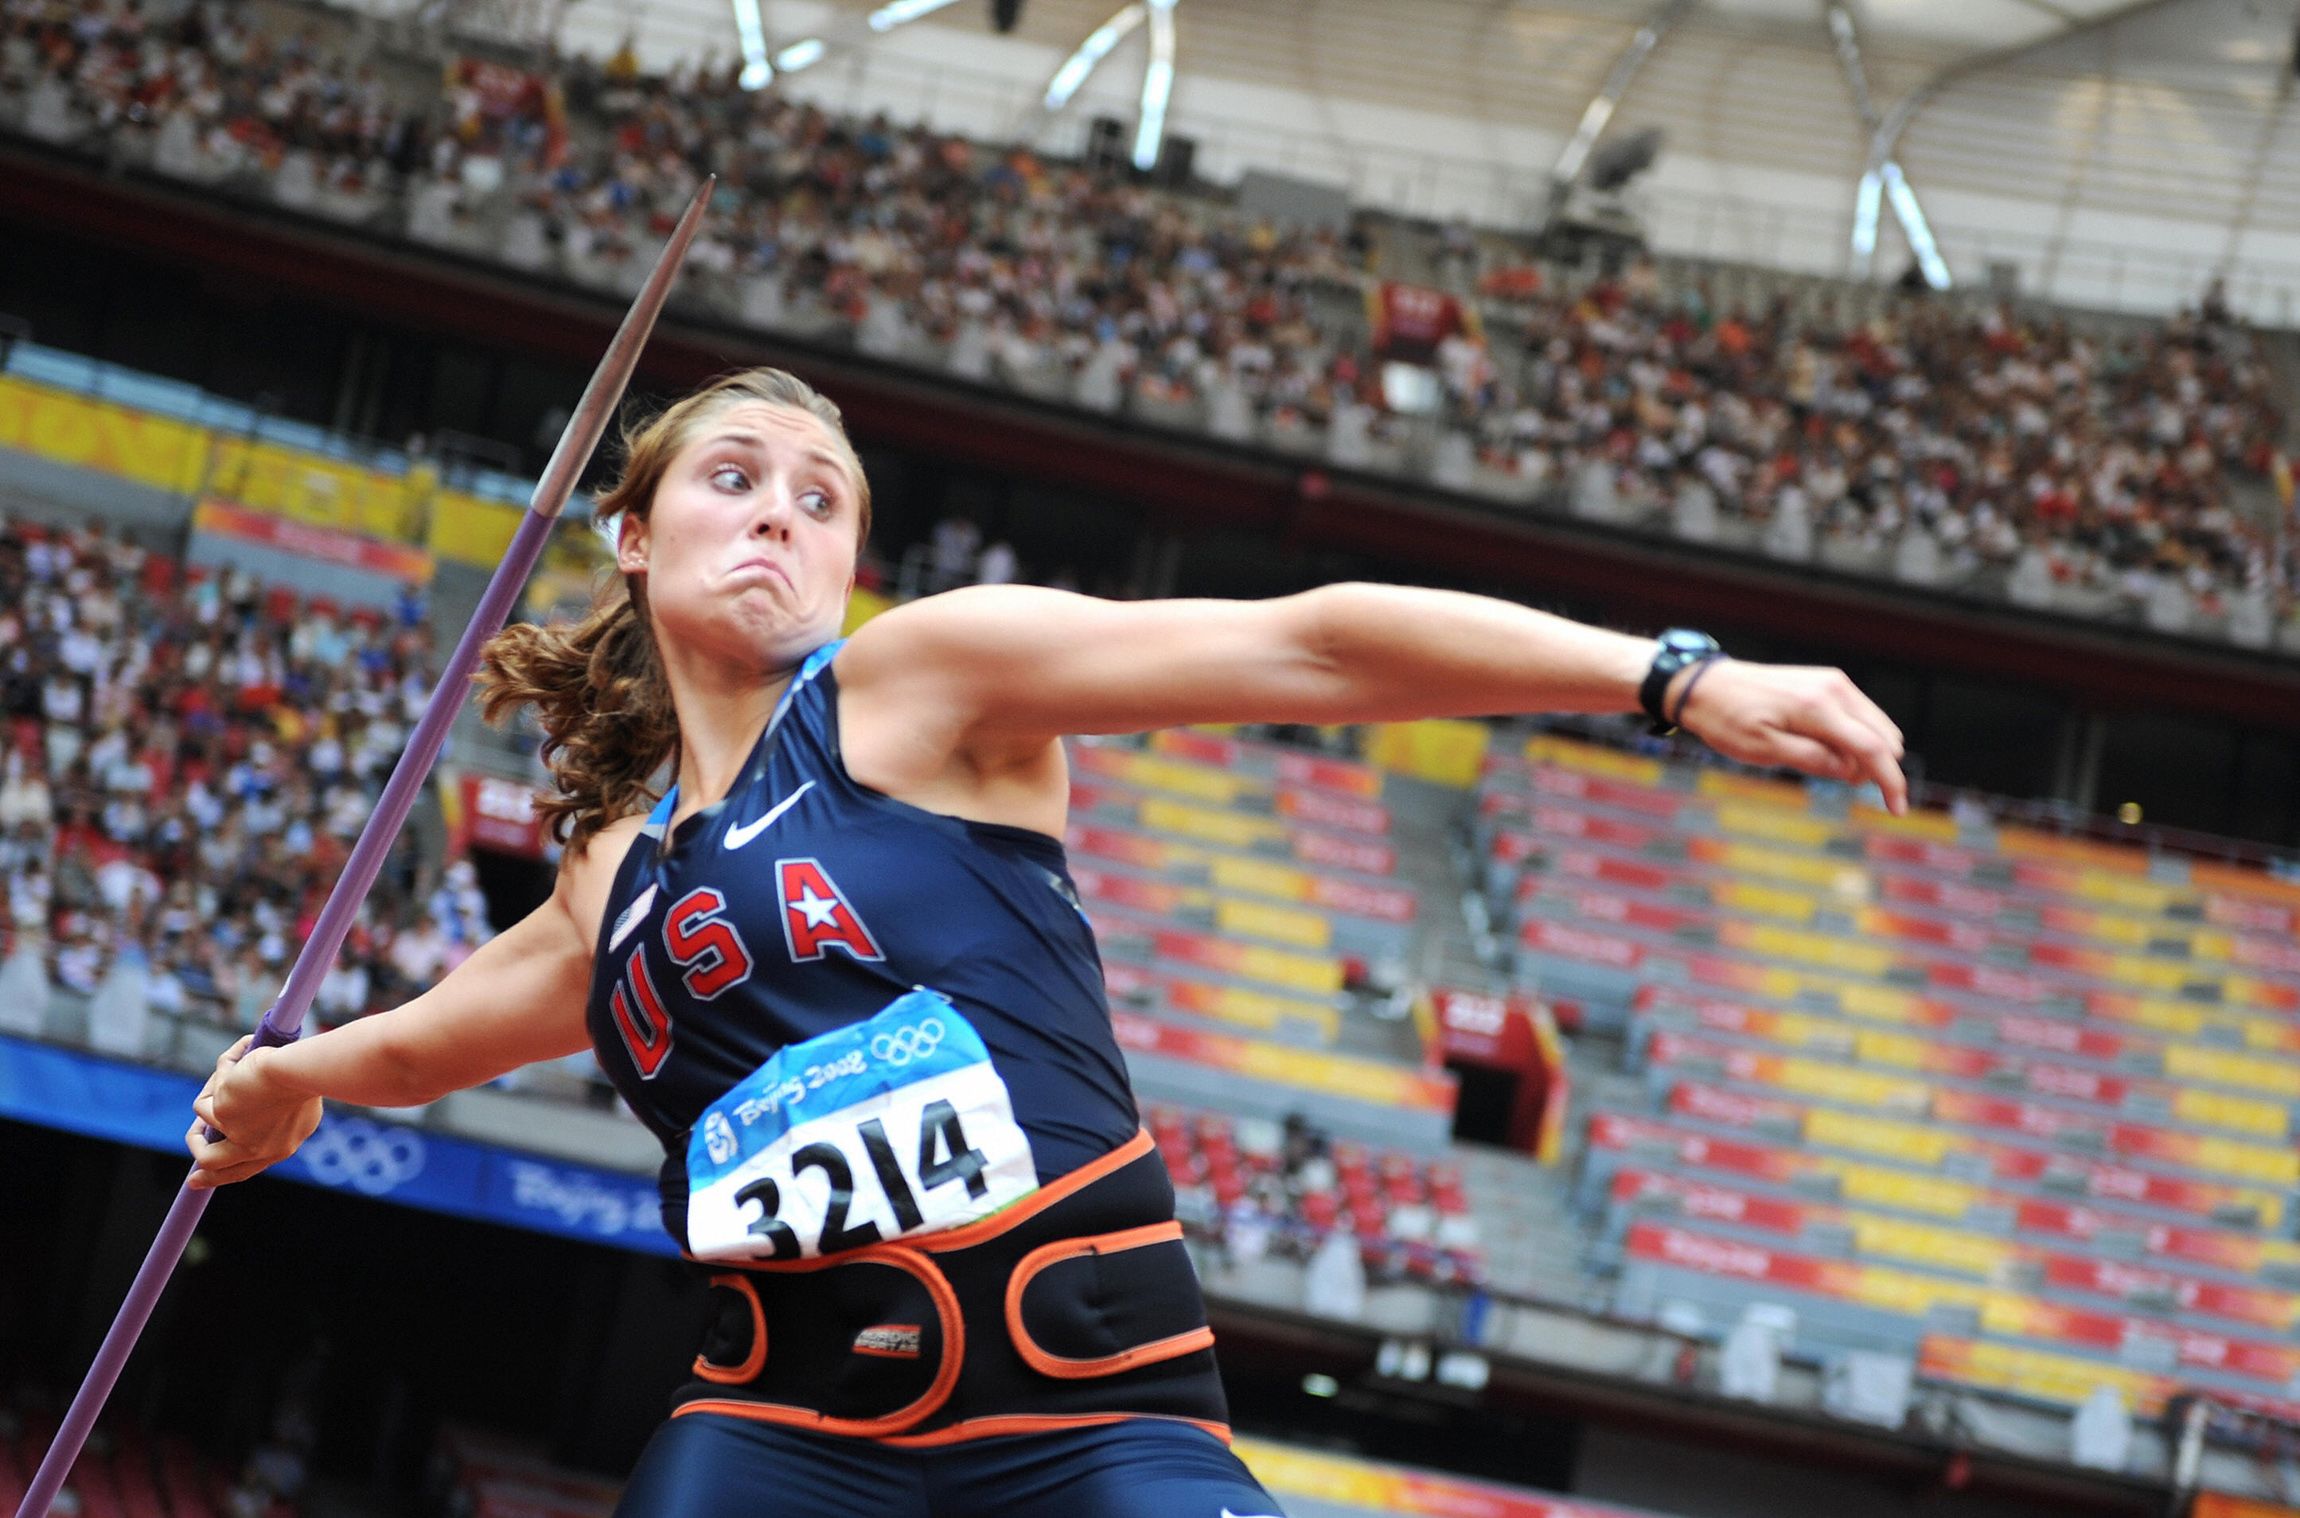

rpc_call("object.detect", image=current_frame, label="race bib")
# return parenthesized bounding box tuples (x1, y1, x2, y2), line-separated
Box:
(683, 989, 1040, 1262)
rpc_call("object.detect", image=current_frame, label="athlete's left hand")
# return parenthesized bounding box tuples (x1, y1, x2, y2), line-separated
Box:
(1672, 659, 1909, 815)
(185, 1035, 325, 1190)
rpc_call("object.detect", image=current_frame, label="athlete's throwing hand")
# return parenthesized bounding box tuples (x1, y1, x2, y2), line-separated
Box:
(185, 1035, 325, 1190)
(1672, 659, 1909, 815)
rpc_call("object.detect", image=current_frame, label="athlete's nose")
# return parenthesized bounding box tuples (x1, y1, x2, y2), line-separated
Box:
(750, 487, 796, 542)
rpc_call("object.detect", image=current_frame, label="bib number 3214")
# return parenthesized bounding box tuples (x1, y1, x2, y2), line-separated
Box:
(734, 1096, 996, 1258)
(683, 992, 1040, 1261)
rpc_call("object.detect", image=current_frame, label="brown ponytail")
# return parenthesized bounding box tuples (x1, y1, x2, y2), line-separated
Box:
(474, 367, 872, 853)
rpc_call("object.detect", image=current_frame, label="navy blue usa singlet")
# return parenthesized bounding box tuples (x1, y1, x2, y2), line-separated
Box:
(583, 640, 1142, 1259)
(585, 642, 1286, 1518)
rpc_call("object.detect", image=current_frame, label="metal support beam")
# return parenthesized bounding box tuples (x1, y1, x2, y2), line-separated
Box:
(2220, 64, 2299, 281)
(1829, 2, 1948, 287)
(1854, 0, 2187, 254)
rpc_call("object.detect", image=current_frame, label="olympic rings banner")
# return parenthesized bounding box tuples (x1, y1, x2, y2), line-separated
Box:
(0, 1034, 677, 1257)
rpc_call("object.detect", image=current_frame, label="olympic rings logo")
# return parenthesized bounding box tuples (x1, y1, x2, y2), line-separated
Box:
(869, 1019, 945, 1068)
(298, 1116, 426, 1195)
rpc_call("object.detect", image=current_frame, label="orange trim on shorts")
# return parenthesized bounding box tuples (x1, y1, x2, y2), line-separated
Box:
(691, 1274, 768, 1385)
(1004, 1221, 1216, 1380)
(874, 1412, 1233, 1449)
(672, 1243, 965, 1437)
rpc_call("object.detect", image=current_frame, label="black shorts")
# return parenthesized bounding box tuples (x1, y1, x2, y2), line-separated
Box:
(614, 1410, 1286, 1518)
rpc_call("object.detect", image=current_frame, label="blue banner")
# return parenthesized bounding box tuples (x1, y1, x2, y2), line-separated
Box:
(0, 1034, 677, 1257)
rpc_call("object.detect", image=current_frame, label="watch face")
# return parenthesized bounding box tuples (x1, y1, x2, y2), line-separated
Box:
(1662, 629, 1718, 657)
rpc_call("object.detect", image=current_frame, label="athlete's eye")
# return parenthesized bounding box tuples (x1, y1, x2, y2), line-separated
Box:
(799, 488, 835, 518)
(711, 463, 751, 493)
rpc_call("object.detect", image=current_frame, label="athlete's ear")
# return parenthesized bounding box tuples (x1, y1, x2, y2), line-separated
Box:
(617, 512, 650, 575)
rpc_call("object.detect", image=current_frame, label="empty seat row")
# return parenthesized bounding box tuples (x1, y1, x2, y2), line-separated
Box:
(1503, 817, 2300, 991)
(1635, 991, 2296, 1137)
(1068, 821, 1416, 926)
(1580, 1110, 2284, 1245)
(1660, 1078, 2291, 1223)
(1616, 1218, 2300, 1403)
(1516, 868, 2298, 1015)
(1071, 742, 1392, 837)
(1638, 1023, 2296, 1147)
(1072, 779, 1396, 876)
(1104, 959, 1341, 1045)
(1603, 1167, 2300, 1331)
(1147, 729, 1385, 801)
(1487, 735, 2300, 920)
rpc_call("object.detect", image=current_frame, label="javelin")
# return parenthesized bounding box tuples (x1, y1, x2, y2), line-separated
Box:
(14, 176, 717, 1518)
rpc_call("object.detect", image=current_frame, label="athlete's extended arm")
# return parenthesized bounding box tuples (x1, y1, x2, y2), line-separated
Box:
(183, 827, 628, 1189)
(838, 583, 1907, 813)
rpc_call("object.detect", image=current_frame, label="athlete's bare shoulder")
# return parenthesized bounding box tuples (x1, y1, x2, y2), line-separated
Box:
(555, 811, 649, 948)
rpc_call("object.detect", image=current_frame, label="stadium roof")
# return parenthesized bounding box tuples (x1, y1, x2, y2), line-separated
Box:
(1703, 0, 2156, 51)
(773, 0, 2187, 68)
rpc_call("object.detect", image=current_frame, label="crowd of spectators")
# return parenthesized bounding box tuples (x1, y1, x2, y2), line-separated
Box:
(515, 82, 1365, 430)
(2, 0, 428, 195)
(0, 515, 493, 1042)
(1465, 260, 2289, 623)
(4, 0, 2292, 630)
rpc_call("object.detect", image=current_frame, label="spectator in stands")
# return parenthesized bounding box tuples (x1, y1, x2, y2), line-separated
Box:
(927, 513, 980, 593)
(973, 537, 1019, 587)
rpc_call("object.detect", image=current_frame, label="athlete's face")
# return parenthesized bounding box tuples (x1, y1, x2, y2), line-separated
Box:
(618, 401, 862, 672)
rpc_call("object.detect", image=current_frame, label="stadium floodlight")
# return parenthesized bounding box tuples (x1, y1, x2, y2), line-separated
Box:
(1044, 4, 1145, 110)
(1881, 161, 1952, 289)
(775, 37, 826, 72)
(1131, 0, 1177, 171)
(732, 0, 772, 88)
(1548, 0, 1692, 195)
(1552, 95, 1617, 187)
(1851, 168, 1883, 260)
(869, 0, 966, 31)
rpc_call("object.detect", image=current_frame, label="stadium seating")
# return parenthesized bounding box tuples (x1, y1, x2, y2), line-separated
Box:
(1504, 727, 2300, 1411)
(1065, 735, 1417, 1020)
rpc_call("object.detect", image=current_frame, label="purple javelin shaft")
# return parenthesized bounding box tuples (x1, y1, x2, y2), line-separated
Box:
(16, 178, 717, 1518)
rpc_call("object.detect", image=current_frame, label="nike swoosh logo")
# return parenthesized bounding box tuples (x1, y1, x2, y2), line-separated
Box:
(725, 781, 814, 848)
(1220, 1509, 1284, 1518)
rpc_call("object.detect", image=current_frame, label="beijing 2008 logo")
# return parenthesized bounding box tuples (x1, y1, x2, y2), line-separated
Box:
(297, 1116, 426, 1195)
(703, 1110, 738, 1165)
(869, 1019, 945, 1068)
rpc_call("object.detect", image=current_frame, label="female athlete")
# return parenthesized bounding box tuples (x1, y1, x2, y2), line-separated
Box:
(184, 368, 1907, 1517)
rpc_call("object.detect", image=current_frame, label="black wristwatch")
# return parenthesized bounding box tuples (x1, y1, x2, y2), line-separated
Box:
(1639, 628, 1723, 735)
